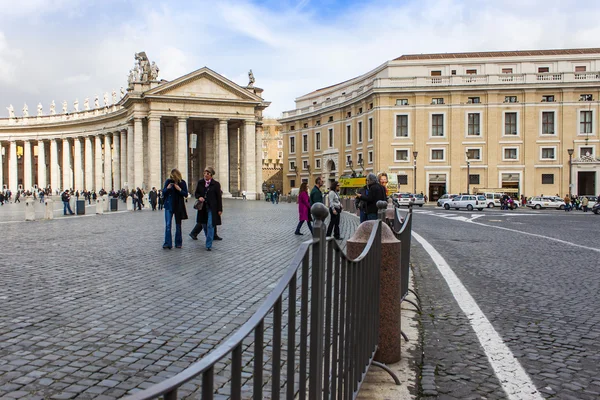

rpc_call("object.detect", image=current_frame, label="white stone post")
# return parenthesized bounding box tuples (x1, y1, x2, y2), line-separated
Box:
(37, 140, 46, 190)
(23, 140, 32, 191)
(120, 129, 127, 189)
(96, 196, 104, 214)
(73, 137, 84, 192)
(104, 134, 112, 191)
(113, 132, 121, 190)
(0, 141, 4, 190)
(44, 198, 54, 219)
(94, 135, 103, 191)
(84, 136, 93, 191)
(25, 197, 36, 221)
(62, 138, 73, 190)
(148, 116, 161, 190)
(127, 122, 134, 190)
(177, 117, 188, 183)
(243, 121, 257, 200)
(134, 118, 144, 189)
(218, 119, 231, 197)
(50, 139, 59, 193)
(9, 141, 18, 193)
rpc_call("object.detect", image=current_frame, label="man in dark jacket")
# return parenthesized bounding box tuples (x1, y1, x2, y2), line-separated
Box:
(149, 187, 158, 211)
(356, 173, 386, 220)
(310, 177, 324, 205)
(189, 166, 223, 251)
(61, 190, 75, 215)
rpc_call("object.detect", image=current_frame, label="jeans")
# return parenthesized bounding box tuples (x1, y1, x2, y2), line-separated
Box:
(295, 220, 313, 234)
(164, 209, 182, 248)
(366, 213, 378, 221)
(201, 207, 214, 249)
(359, 209, 367, 223)
(63, 201, 74, 215)
(326, 208, 341, 238)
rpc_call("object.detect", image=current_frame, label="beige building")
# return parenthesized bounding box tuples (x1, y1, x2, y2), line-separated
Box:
(260, 118, 284, 193)
(0, 52, 270, 199)
(279, 48, 600, 201)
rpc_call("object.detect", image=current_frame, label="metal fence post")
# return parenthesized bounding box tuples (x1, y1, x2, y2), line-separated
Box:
(309, 203, 328, 399)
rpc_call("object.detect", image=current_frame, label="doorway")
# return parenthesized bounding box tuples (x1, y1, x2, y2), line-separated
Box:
(577, 171, 596, 196)
(428, 183, 446, 202)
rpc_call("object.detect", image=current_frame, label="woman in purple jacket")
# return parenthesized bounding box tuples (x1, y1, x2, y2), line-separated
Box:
(294, 182, 313, 235)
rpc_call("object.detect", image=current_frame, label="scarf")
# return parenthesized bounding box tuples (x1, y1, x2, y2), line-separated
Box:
(205, 179, 212, 188)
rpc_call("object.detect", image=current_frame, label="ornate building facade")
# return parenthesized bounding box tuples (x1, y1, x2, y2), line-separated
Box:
(0, 53, 270, 199)
(260, 118, 284, 193)
(279, 48, 600, 201)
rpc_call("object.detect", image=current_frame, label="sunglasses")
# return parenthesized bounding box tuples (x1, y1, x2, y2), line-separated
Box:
(204, 171, 212, 175)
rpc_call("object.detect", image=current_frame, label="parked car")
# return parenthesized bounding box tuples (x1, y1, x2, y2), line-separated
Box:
(393, 193, 423, 207)
(412, 194, 425, 207)
(527, 196, 566, 210)
(444, 195, 485, 211)
(437, 194, 459, 207)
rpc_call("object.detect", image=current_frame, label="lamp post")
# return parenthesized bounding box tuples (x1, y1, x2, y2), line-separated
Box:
(567, 148, 574, 197)
(348, 159, 356, 177)
(357, 158, 364, 175)
(465, 151, 471, 194)
(412, 151, 418, 194)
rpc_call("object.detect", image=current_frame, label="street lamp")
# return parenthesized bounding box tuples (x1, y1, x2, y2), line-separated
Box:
(292, 165, 298, 176)
(567, 148, 574, 197)
(465, 151, 471, 194)
(357, 158, 364, 175)
(412, 151, 418, 194)
(348, 159, 356, 177)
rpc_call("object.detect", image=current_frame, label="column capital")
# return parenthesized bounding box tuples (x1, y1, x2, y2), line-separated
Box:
(244, 119, 256, 125)
(178, 116, 188, 122)
(218, 118, 229, 123)
(147, 115, 161, 121)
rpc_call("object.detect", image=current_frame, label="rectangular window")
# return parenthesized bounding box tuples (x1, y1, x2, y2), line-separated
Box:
(538, 67, 549, 73)
(431, 149, 444, 160)
(328, 128, 334, 148)
(580, 94, 593, 101)
(315, 132, 321, 150)
(502, 68, 513, 74)
(542, 112, 555, 134)
(396, 115, 408, 137)
(368, 118, 373, 140)
(277, 140, 283, 148)
(346, 111, 352, 118)
(504, 112, 517, 135)
(303, 160, 309, 169)
(541, 147, 555, 160)
(469, 175, 480, 184)
(262, 141, 267, 148)
(395, 149, 409, 161)
(328, 116, 333, 122)
(542, 95, 555, 102)
(290, 137, 295, 153)
(346, 125, 352, 145)
(316, 159, 321, 169)
(504, 148, 518, 160)
(467, 113, 480, 136)
(431, 70, 442, 76)
(358, 107, 363, 114)
(357, 153, 363, 163)
(346, 155, 352, 166)
(396, 99, 409, 106)
(541, 174, 554, 184)
(262, 151, 268, 159)
(467, 97, 480, 104)
(504, 96, 518, 103)
(290, 179, 296, 187)
(369, 102, 373, 110)
(398, 174, 408, 185)
(432, 114, 444, 136)
(358, 121, 363, 143)
(368, 151, 373, 164)
(580, 147, 593, 157)
(290, 125, 295, 131)
(466, 149, 481, 160)
(303, 123, 308, 128)
(278, 151, 283, 159)
(315, 120, 320, 126)
(580, 111, 592, 133)
(302, 134, 308, 152)
(575, 66, 587, 72)
(466, 69, 477, 74)
(431, 98, 445, 105)
(290, 161, 296, 170)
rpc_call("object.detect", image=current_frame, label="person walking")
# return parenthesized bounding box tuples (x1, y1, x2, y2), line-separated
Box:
(310, 177, 324, 205)
(162, 168, 189, 249)
(136, 187, 144, 210)
(149, 187, 158, 211)
(326, 181, 343, 240)
(564, 194, 571, 212)
(61, 189, 75, 215)
(189, 167, 222, 251)
(581, 195, 589, 212)
(295, 182, 313, 235)
(357, 173, 386, 220)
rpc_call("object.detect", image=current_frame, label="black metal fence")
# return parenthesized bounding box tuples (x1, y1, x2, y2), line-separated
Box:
(124, 202, 386, 400)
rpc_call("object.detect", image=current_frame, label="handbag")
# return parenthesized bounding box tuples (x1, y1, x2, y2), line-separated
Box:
(194, 199, 204, 210)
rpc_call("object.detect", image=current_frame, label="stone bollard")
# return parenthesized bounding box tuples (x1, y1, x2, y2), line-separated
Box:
(347, 201, 402, 364)
(102, 195, 110, 212)
(126, 196, 134, 211)
(96, 197, 104, 214)
(25, 197, 36, 221)
(44, 198, 54, 220)
(70, 197, 76, 215)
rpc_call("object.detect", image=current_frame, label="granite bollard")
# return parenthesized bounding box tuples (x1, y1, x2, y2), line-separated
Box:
(346, 208, 402, 364)
(25, 197, 36, 221)
(44, 198, 54, 220)
(102, 195, 110, 212)
(96, 197, 104, 214)
(126, 196, 134, 211)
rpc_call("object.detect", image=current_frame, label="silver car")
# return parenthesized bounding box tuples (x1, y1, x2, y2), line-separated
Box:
(445, 195, 485, 211)
(437, 194, 459, 207)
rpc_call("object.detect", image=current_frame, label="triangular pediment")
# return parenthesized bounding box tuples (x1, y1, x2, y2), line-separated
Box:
(144, 67, 262, 102)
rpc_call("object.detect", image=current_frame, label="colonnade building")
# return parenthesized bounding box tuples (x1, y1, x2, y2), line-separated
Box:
(279, 48, 600, 201)
(0, 53, 270, 199)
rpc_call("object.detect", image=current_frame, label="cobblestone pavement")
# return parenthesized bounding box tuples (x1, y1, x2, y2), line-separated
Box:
(0, 199, 366, 399)
(411, 208, 600, 399)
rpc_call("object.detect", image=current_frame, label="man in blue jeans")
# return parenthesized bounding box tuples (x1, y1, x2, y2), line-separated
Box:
(356, 173, 386, 220)
(61, 190, 75, 215)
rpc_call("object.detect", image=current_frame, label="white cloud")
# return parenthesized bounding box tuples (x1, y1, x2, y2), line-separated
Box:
(2, 0, 600, 118)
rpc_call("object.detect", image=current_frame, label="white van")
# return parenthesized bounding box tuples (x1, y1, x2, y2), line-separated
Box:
(481, 192, 504, 208)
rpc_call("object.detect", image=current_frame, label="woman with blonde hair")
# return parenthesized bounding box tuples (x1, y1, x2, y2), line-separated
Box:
(294, 182, 313, 235)
(162, 168, 189, 249)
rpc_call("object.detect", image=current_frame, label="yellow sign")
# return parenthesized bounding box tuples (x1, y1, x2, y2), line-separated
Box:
(339, 177, 366, 188)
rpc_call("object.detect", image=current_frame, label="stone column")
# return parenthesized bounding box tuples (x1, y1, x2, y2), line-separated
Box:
(120, 130, 127, 189)
(148, 116, 161, 190)
(218, 119, 231, 196)
(127, 122, 134, 189)
(9, 141, 18, 192)
(84, 136, 93, 191)
(177, 117, 188, 183)
(242, 120, 257, 199)
(37, 140, 46, 189)
(62, 138, 73, 190)
(255, 125, 262, 195)
(73, 137, 84, 191)
(104, 134, 112, 190)
(113, 131, 121, 190)
(0, 142, 4, 190)
(23, 140, 32, 191)
(229, 127, 240, 194)
(95, 135, 103, 191)
(205, 123, 216, 168)
(134, 118, 144, 189)
(50, 139, 59, 193)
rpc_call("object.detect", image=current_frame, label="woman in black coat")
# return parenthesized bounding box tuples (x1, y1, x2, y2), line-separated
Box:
(190, 167, 222, 251)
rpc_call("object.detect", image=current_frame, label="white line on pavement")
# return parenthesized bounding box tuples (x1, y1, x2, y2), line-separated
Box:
(412, 231, 544, 400)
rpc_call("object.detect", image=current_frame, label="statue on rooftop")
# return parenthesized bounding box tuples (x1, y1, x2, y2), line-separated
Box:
(112, 89, 117, 104)
(248, 69, 255, 87)
(94, 95, 99, 109)
(6, 104, 15, 119)
(84, 98, 90, 111)
(120, 87, 125, 97)
(103, 92, 109, 107)
(50, 101, 56, 115)
(37, 103, 43, 116)
(73, 99, 79, 112)
(150, 61, 159, 81)
(23, 103, 29, 118)
(62, 100, 68, 114)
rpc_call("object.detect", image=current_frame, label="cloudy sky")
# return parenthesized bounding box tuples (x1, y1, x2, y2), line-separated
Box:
(1, 0, 600, 118)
